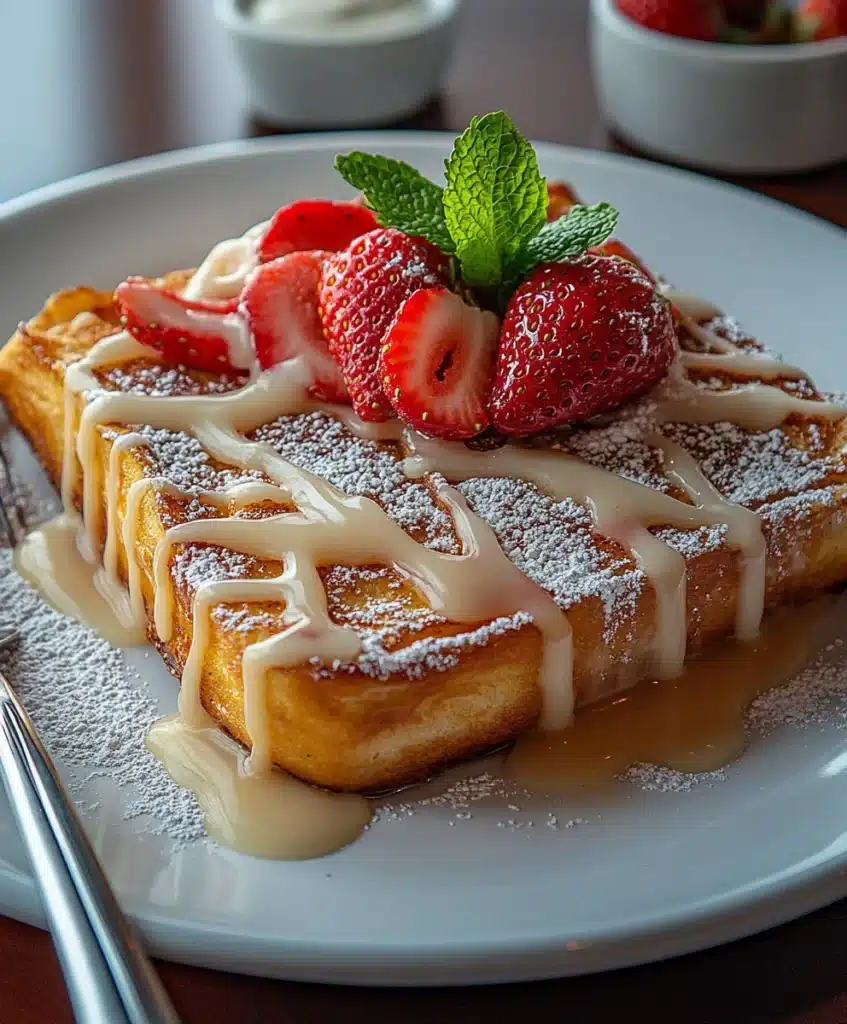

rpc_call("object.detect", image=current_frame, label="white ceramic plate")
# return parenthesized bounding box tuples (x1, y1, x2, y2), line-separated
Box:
(0, 136, 846, 986)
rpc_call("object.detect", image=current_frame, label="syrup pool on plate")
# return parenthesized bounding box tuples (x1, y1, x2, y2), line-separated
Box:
(507, 596, 842, 793)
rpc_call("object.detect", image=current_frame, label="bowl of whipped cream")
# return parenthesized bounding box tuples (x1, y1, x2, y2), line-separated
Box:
(216, 0, 461, 126)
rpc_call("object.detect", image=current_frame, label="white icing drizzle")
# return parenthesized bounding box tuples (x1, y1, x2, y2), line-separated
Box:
(657, 363, 847, 432)
(649, 434, 766, 640)
(659, 292, 847, 431)
(662, 290, 722, 323)
(50, 231, 847, 791)
(151, 469, 573, 763)
(182, 220, 268, 303)
(103, 432, 148, 583)
(402, 431, 765, 679)
(61, 337, 574, 762)
(677, 313, 809, 382)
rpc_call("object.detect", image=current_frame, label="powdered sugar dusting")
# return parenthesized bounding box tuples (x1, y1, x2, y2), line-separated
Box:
(212, 604, 278, 634)
(564, 404, 669, 492)
(313, 613, 531, 681)
(623, 763, 728, 792)
(656, 523, 727, 559)
(457, 475, 644, 629)
(71, 309, 847, 681)
(172, 543, 258, 594)
(254, 412, 457, 553)
(98, 361, 245, 398)
(0, 549, 205, 843)
(747, 640, 847, 733)
(664, 420, 844, 508)
(375, 770, 528, 826)
(135, 425, 264, 495)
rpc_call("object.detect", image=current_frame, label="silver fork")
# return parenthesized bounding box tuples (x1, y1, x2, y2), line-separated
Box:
(0, 440, 180, 1023)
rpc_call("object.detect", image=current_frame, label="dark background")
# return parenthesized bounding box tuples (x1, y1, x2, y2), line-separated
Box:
(0, 1, 845, 1021)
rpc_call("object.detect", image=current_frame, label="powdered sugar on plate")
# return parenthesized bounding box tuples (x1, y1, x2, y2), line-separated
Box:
(0, 548, 205, 844)
(622, 763, 729, 793)
(3, 296, 847, 841)
(747, 639, 847, 734)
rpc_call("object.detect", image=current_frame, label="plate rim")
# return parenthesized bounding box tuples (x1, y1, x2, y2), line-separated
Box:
(0, 850, 844, 985)
(1, 130, 845, 244)
(0, 133, 845, 985)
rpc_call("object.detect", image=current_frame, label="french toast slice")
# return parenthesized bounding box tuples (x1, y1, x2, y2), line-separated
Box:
(2, 279, 847, 791)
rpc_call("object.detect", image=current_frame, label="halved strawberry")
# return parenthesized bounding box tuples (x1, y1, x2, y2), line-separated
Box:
(319, 228, 450, 422)
(258, 200, 379, 263)
(115, 278, 250, 373)
(380, 288, 499, 440)
(240, 251, 348, 404)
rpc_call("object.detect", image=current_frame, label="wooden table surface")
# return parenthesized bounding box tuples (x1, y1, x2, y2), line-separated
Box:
(1, 1, 845, 1021)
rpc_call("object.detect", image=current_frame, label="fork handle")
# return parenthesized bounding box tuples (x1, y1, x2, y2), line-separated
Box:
(0, 697, 180, 1024)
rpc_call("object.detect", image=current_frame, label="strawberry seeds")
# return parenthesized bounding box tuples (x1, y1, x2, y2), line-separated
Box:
(114, 115, 679, 443)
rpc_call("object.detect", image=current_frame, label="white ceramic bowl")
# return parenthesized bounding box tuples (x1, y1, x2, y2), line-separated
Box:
(590, 0, 847, 174)
(215, 0, 460, 127)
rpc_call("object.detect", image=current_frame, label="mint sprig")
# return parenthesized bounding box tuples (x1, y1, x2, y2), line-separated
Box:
(335, 111, 619, 309)
(443, 112, 548, 290)
(515, 203, 619, 279)
(334, 152, 454, 254)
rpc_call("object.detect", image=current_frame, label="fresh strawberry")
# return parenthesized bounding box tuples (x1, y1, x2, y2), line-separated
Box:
(489, 256, 677, 435)
(115, 279, 249, 374)
(721, 0, 768, 27)
(546, 182, 581, 222)
(725, 1, 793, 42)
(794, 0, 847, 39)
(545, 187, 653, 278)
(615, 0, 723, 40)
(319, 228, 450, 422)
(240, 251, 348, 404)
(258, 200, 379, 263)
(589, 238, 654, 280)
(380, 288, 499, 440)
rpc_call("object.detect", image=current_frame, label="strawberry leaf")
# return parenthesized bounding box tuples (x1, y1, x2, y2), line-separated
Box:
(516, 202, 618, 278)
(334, 152, 455, 254)
(443, 112, 548, 289)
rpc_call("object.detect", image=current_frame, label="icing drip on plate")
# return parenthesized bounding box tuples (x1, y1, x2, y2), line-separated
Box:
(13, 226, 847, 858)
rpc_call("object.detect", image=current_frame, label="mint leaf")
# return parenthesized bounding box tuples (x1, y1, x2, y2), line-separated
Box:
(442, 112, 547, 289)
(334, 152, 454, 253)
(516, 202, 618, 278)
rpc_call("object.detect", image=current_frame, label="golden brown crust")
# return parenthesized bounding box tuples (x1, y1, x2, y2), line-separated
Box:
(2, 284, 847, 791)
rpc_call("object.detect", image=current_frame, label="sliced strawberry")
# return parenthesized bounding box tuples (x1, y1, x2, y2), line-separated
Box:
(115, 278, 251, 373)
(240, 251, 348, 405)
(380, 288, 499, 440)
(319, 228, 450, 422)
(589, 238, 654, 280)
(258, 200, 379, 263)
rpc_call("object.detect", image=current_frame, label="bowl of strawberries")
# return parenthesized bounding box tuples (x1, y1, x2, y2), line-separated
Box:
(591, 0, 847, 173)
